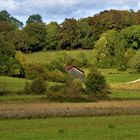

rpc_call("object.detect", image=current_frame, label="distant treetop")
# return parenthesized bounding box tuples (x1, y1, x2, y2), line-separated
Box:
(26, 14, 43, 25)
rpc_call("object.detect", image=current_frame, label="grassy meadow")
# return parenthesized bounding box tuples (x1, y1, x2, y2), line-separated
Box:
(0, 76, 30, 92)
(24, 50, 95, 64)
(109, 90, 140, 100)
(0, 115, 139, 140)
(0, 50, 140, 140)
(25, 50, 140, 84)
(1, 74, 140, 102)
(1, 49, 140, 102)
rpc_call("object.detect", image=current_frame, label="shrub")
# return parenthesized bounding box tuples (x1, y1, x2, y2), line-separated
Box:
(25, 63, 46, 79)
(47, 79, 88, 102)
(31, 76, 47, 94)
(85, 68, 108, 94)
(47, 92, 66, 102)
(65, 79, 83, 94)
(50, 57, 65, 72)
(75, 53, 90, 67)
(24, 82, 32, 94)
(48, 84, 65, 92)
(64, 79, 84, 101)
(0, 82, 7, 96)
(129, 49, 140, 72)
(47, 69, 70, 83)
(117, 63, 127, 71)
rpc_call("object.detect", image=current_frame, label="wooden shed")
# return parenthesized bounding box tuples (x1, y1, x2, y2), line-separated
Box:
(65, 65, 84, 80)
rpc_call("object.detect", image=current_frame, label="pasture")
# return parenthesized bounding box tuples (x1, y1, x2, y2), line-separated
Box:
(1, 68, 140, 102)
(109, 90, 140, 100)
(0, 76, 30, 92)
(0, 51, 140, 140)
(24, 50, 95, 64)
(0, 115, 139, 140)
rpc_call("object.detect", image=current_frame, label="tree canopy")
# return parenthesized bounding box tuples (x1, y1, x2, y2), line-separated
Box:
(26, 14, 43, 24)
(0, 10, 23, 28)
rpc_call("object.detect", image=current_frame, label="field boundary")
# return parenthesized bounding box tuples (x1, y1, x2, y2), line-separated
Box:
(0, 101, 140, 119)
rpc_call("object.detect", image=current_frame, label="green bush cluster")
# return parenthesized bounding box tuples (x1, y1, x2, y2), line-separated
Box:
(85, 68, 108, 94)
(24, 76, 47, 94)
(47, 68, 109, 102)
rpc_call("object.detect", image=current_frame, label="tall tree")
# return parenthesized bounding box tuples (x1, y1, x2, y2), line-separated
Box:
(121, 25, 140, 50)
(0, 10, 23, 28)
(24, 22, 46, 52)
(94, 30, 126, 68)
(59, 18, 80, 49)
(89, 10, 135, 39)
(0, 35, 24, 77)
(45, 22, 60, 50)
(26, 14, 43, 24)
(77, 18, 95, 49)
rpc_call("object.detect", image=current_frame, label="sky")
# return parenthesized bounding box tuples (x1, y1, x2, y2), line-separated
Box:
(0, 0, 140, 25)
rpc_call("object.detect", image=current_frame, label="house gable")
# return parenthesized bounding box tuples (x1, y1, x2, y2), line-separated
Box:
(65, 66, 84, 80)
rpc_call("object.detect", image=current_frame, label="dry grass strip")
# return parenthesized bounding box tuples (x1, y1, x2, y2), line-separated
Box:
(0, 100, 140, 119)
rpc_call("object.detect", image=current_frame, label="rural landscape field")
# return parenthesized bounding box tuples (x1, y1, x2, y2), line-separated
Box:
(0, 49, 140, 139)
(0, 1, 140, 140)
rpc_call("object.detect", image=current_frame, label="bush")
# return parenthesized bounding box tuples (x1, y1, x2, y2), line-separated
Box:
(48, 84, 65, 92)
(50, 57, 65, 72)
(24, 82, 32, 94)
(75, 53, 90, 67)
(47, 92, 66, 102)
(85, 68, 108, 94)
(25, 63, 46, 79)
(0, 82, 7, 96)
(48, 79, 88, 102)
(47, 69, 71, 83)
(31, 76, 47, 94)
(65, 79, 83, 94)
(129, 49, 140, 72)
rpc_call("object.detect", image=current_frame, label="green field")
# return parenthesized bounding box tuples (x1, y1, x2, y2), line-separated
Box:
(94, 69, 140, 84)
(24, 50, 140, 84)
(0, 90, 139, 102)
(25, 50, 95, 64)
(0, 95, 46, 102)
(0, 76, 30, 92)
(0, 116, 139, 140)
(1, 50, 140, 101)
(109, 90, 140, 100)
(1, 73, 140, 101)
(104, 73, 140, 84)
(0, 76, 59, 93)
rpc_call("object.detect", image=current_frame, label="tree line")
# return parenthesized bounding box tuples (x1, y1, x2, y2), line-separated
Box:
(1, 9, 140, 52)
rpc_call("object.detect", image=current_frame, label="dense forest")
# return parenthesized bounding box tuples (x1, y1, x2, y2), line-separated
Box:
(1, 9, 140, 77)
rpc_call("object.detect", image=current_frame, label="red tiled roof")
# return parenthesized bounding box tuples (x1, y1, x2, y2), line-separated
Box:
(65, 65, 84, 73)
(65, 65, 73, 71)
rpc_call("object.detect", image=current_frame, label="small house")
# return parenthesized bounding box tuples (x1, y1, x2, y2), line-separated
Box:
(65, 65, 84, 80)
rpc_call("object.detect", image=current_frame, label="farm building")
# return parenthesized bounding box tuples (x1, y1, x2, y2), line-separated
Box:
(65, 65, 84, 80)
